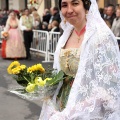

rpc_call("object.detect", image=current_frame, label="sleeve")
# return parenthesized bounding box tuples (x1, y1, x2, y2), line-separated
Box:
(49, 33, 120, 120)
(19, 17, 27, 31)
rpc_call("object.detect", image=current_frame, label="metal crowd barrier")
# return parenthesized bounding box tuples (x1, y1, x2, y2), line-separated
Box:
(31, 33, 120, 62)
(1, 27, 120, 62)
(116, 37, 120, 41)
(47, 32, 60, 62)
(31, 30, 60, 62)
(31, 30, 49, 62)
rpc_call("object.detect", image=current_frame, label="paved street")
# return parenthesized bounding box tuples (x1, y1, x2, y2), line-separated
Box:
(0, 55, 53, 120)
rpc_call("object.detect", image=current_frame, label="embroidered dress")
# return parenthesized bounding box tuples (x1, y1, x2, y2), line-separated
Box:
(39, 0, 120, 119)
(57, 48, 80, 111)
(2, 21, 26, 58)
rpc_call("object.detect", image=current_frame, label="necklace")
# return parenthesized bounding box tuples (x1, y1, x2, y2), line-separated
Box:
(74, 26, 86, 43)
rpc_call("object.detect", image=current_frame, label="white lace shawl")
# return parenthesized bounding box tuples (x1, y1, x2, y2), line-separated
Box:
(39, 0, 120, 119)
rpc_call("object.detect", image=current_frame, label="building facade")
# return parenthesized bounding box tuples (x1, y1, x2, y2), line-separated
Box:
(0, 0, 28, 10)
(1, 0, 120, 14)
(98, 0, 120, 8)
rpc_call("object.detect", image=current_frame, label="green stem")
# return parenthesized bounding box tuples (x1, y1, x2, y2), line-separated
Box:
(23, 76, 30, 83)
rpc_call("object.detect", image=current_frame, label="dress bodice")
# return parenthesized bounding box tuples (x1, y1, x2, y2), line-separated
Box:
(59, 48, 80, 77)
(57, 48, 80, 111)
(9, 22, 18, 29)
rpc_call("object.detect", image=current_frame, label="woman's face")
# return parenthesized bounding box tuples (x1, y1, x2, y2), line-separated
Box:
(10, 12, 16, 19)
(61, 0, 86, 26)
(116, 9, 120, 17)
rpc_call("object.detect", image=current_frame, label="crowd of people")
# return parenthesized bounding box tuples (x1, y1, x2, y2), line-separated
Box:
(0, 6, 61, 32)
(0, 7, 61, 59)
(1, 1, 120, 119)
(99, 4, 120, 36)
(0, 3, 120, 60)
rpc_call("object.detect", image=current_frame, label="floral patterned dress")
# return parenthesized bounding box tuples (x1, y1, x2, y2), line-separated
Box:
(57, 48, 80, 111)
(2, 21, 26, 58)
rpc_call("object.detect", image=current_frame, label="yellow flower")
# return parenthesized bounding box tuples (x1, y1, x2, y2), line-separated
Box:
(27, 67, 32, 73)
(12, 66, 21, 74)
(7, 67, 13, 74)
(44, 78, 52, 81)
(36, 64, 45, 73)
(7, 61, 20, 74)
(20, 65, 26, 70)
(35, 77, 46, 87)
(27, 64, 45, 73)
(25, 83, 36, 93)
(31, 65, 37, 71)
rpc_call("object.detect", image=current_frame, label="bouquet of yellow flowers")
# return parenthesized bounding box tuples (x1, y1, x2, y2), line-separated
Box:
(7, 61, 65, 100)
(1, 31, 9, 39)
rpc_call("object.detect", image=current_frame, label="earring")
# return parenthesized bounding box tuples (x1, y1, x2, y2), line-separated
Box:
(64, 19, 66, 24)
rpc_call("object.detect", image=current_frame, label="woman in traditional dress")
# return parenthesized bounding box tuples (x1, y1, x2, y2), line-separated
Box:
(39, 0, 120, 119)
(1, 10, 26, 59)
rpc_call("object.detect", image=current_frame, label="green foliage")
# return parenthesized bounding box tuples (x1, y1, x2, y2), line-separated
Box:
(46, 70, 65, 86)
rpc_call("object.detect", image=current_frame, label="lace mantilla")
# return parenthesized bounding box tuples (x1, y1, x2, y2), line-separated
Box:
(39, 0, 120, 119)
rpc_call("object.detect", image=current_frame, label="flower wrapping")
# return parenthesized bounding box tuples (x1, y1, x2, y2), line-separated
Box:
(1, 31, 9, 39)
(7, 61, 66, 100)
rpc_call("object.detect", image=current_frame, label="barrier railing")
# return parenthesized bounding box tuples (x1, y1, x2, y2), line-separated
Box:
(30, 30, 60, 62)
(31, 30, 49, 62)
(1, 27, 119, 62)
(47, 32, 60, 62)
(31, 35, 120, 62)
(116, 37, 120, 40)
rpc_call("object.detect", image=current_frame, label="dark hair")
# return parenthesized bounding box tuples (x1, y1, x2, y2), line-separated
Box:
(9, 10, 16, 15)
(53, 7, 59, 11)
(24, 8, 29, 11)
(59, 0, 91, 10)
(107, 4, 115, 10)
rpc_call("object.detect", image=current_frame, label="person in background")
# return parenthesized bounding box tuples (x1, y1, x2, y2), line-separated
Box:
(47, 23, 52, 31)
(115, 4, 120, 12)
(50, 20, 60, 32)
(32, 11, 41, 30)
(1, 10, 26, 59)
(99, 8, 104, 18)
(14, 10, 20, 19)
(49, 20, 60, 53)
(49, 7, 61, 24)
(19, 9, 25, 17)
(20, 8, 34, 60)
(102, 6, 108, 19)
(41, 22, 48, 31)
(0, 9, 9, 26)
(104, 4, 116, 26)
(111, 7, 120, 47)
(104, 19, 111, 28)
(42, 9, 51, 24)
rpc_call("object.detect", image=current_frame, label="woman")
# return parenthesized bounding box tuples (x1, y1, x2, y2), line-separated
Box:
(39, 0, 120, 119)
(111, 7, 120, 47)
(50, 20, 60, 32)
(1, 10, 26, 58)
(32, 11, 41, 30)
